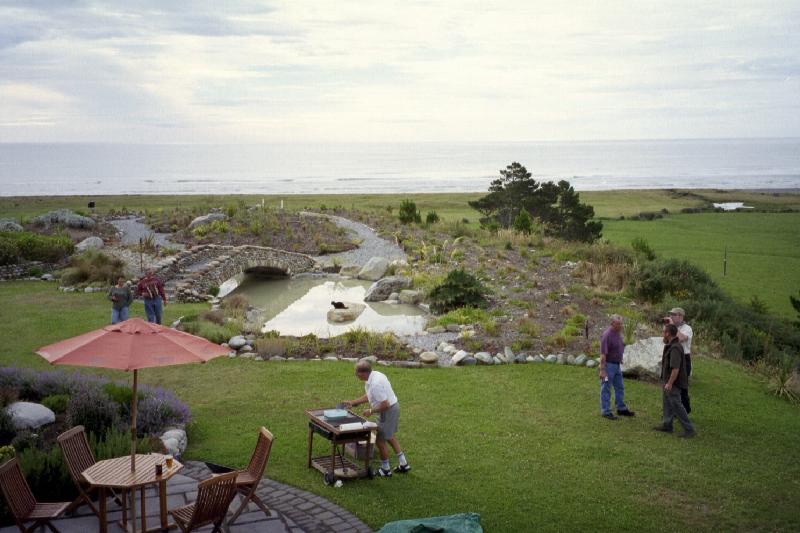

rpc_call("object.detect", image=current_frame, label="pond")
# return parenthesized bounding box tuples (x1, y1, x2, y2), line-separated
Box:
(223, 275, 428, 338)
(713, 202, 753, 211)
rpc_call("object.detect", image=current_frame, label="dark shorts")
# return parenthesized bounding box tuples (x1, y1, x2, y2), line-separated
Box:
(378, 403, 400, 440)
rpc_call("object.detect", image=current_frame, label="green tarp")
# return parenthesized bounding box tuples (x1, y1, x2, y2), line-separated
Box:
(376, 513, 483, 533)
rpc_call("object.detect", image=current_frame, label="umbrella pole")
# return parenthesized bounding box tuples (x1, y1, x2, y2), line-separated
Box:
(131, 369, 137, 472)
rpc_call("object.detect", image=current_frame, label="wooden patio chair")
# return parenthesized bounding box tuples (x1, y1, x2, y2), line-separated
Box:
(169, 471, 238, 533)
(228, 427, 274, 524)
(0, 457, 70, 533)
(57, 425, 122, 516)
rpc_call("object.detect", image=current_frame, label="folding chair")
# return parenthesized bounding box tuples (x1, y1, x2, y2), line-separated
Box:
(0, 457, 70, 533)
(228, 427, 274, 524)
(169, 471, 238, 533)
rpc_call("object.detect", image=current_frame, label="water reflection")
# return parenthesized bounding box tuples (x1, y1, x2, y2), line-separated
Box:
(227, 276, 427, 337)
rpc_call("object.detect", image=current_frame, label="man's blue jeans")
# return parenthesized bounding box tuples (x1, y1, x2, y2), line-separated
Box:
(111, 306, 129, 324)
(600, 362, 628, 415)
(144, 298, 163, 324)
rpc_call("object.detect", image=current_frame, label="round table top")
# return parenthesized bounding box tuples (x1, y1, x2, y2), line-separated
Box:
(82, 454, 183, 489)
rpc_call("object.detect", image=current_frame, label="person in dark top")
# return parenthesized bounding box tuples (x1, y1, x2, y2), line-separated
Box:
(599, 314, 635, 420)
(107, 276, 133, 324)
(654, 323, 696, 438)
(136, 268, 167, 324)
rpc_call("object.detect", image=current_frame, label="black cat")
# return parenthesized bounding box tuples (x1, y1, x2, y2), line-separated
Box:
(331, 301, 348, 309)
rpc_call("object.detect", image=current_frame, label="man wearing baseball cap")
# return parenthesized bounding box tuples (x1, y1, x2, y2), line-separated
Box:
(665, 307, 693, 413)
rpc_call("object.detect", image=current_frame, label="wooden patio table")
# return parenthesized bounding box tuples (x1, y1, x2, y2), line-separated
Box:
(82, 453, 183, 533)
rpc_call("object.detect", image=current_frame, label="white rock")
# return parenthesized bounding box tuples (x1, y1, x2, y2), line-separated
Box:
(545, 354, 558, 363)
(327, 303, 366, 322)
(161, 429, 188, 454)
(586, 359, 598, 368)
(451, 350, 469, 365)
(162, 438, 181, 456)
(419, 351, 439, 364)
(492, 356, 502, 365)
(443, 344, 458, 354)
(189, 213, 227, 229)
(621, 337, 664, 379)
(6, 402, 55, 430)
(474, 352, 493, 365)
(364, 276, 412, 301)
(324, 356, 339, 361)
(228, 336, 247, 349)
(76, 236, 104, 252)
(357, 257, 389, 281)
(239, 344, 253, 353)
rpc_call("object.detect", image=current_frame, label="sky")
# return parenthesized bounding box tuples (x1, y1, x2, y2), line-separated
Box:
(0, 1, 799, 143)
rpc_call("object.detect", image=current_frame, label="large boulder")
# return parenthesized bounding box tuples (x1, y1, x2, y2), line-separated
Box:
(0, 219, 23, 232)
(327, 303, 366, 322)
(357, 257, 389, 281)
(188, 213, 227, 230)
(160, 428, 188, 456)
(621, 337, 664, 380)
(76, 236, 104, 252)
(33, 209, 96, 229)
(228, 336, 248, 350)
(364, 276, 412, 302)
(5, 402, 55, 430)
(398, 290, 422, 305)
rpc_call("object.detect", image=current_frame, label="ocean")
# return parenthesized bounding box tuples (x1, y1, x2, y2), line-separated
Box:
(0, 138, 798, 196)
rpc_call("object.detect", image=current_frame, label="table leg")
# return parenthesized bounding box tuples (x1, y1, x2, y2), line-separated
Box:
(140, 486, 147, 532)
(307, 425, 313, 468)
(330, 438, 337, 479)
(159, 479, 168, 531)
(130, 487, 138, 533)
(98, 486, 108, 533)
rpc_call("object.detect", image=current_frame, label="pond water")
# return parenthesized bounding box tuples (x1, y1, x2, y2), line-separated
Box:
(225, 275, 428, 337)
(712, 202, 753, 210)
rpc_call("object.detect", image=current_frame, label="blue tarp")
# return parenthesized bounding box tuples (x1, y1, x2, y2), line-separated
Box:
(376, 513, 483, 533)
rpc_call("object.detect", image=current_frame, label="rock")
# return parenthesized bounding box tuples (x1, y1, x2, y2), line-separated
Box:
(327, 303, 366, 322)
(418, 303, 431, 313)
(269, 356, 286, 362)
(76, 236, 104, 252)
(339, 265, 361, 277)
(228, 336, 247, 349)
(442, 345, 458, 354)
(427, 325, 446, 334)
(515, 354, 527, 364)
(495, 352, 507, 364)
(419, 351, 439, 364)
(41, 273, 54, 281)
(324, 356, 339, 361)
(567, 354, 577, 365)
(621, 337, 665, 379)
(545, 354, 558, 363)
(360, 355, 378, 365)
(575, 354, 588, 366)
(33, 209, 95, 229)
(357, 257, 389, 281)
(364, 276, 412, 302)
(445, 324, 461, 333)
(389, 292, 400, 301)
(398, 290, 422, 305)
(462, 357, 477, 366)
(504, 346, 515, 360)
(161, 429, 188, 455)
(557, 354, 567, 365)
(451, 350, 469, 365)
(586, 359, 598, 368)
(532, 355, 544, 363)
(492, 356, 502, 365)
(239, 344, 253, 353)
(0, 219, 23, 232)
(5, 402, 55, 430)
(162, 438, 180, 456)
(389, 258, 409, 269)
(188, 213, 227, 229)
(436, 341, 450, 352)
(474, 352, 493, 365)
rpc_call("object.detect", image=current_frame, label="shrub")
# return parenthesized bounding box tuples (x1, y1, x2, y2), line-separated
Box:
(425, 211, 440, 224)
(398, 199, 421, 224)
(0, 237, 19, 265)
(65, 385, 120, 438)
(256, 337, 286, 358)
(200, 309, 226, 325)
(632, 258, 724, 303)
(0, 408, 15, 444)
(208, 284, 220, 297)
(0, 445, 13, 464)
(60, 250, 125, 286)
(0, 231, 73, 263)
(180, 315, 240, 344)
(136, 392, 191, 438)
(513, 210, 533, 234)
(222, 293, 249, 314)
(41, 394, 70, 414)
(631, 237, 656, 261)
(428, 269, 489, 314)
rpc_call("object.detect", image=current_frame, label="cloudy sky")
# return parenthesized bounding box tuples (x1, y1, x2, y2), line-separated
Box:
(1, 1, 798, 143)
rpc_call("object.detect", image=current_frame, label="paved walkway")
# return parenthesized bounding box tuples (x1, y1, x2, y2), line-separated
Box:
(0, 461, 370, 533)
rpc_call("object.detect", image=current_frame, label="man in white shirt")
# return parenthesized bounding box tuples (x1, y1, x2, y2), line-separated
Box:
(344, 360, 411, 477)
(667, 307, 693, 413)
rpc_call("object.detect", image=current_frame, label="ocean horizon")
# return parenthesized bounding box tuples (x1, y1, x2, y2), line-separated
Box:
(1, 138, 799, 197)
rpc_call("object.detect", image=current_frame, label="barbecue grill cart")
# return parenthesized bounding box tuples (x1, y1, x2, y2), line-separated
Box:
(306, 408, 376, 485)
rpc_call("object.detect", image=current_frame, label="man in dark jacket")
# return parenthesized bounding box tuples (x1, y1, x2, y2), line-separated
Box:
(653, 323, 696, 438)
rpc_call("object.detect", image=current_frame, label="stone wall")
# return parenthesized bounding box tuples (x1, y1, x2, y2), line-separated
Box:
(0, 261, 54, 280)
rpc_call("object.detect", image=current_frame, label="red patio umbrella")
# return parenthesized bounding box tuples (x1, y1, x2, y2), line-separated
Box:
(36, 318, 229, 471)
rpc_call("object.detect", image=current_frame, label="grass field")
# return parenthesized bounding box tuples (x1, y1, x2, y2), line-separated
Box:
(2, 282, 799, 532)
(603, 212, 800, 318)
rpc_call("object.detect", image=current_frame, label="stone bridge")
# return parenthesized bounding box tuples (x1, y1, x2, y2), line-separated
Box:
(155, 244, 319, 302)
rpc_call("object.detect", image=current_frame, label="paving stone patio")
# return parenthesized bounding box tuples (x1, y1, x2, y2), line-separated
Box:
(0, 461, 371, 533)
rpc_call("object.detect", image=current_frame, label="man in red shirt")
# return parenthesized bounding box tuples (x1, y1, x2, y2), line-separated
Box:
(136, 268, 167, 324)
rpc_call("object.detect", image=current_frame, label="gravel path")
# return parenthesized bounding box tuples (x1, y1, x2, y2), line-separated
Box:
(399, 331, 460, 351)
(109, 216, 184, 248)
(302, 212, 406, 267)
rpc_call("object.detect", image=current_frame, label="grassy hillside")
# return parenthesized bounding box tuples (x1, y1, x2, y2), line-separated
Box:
(603, 212, 800, 318)
(2, 282, 799, 532)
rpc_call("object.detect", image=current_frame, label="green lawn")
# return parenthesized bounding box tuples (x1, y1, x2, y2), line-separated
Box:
(2, 282, 799, 532)
(603, 212, 800, 318)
